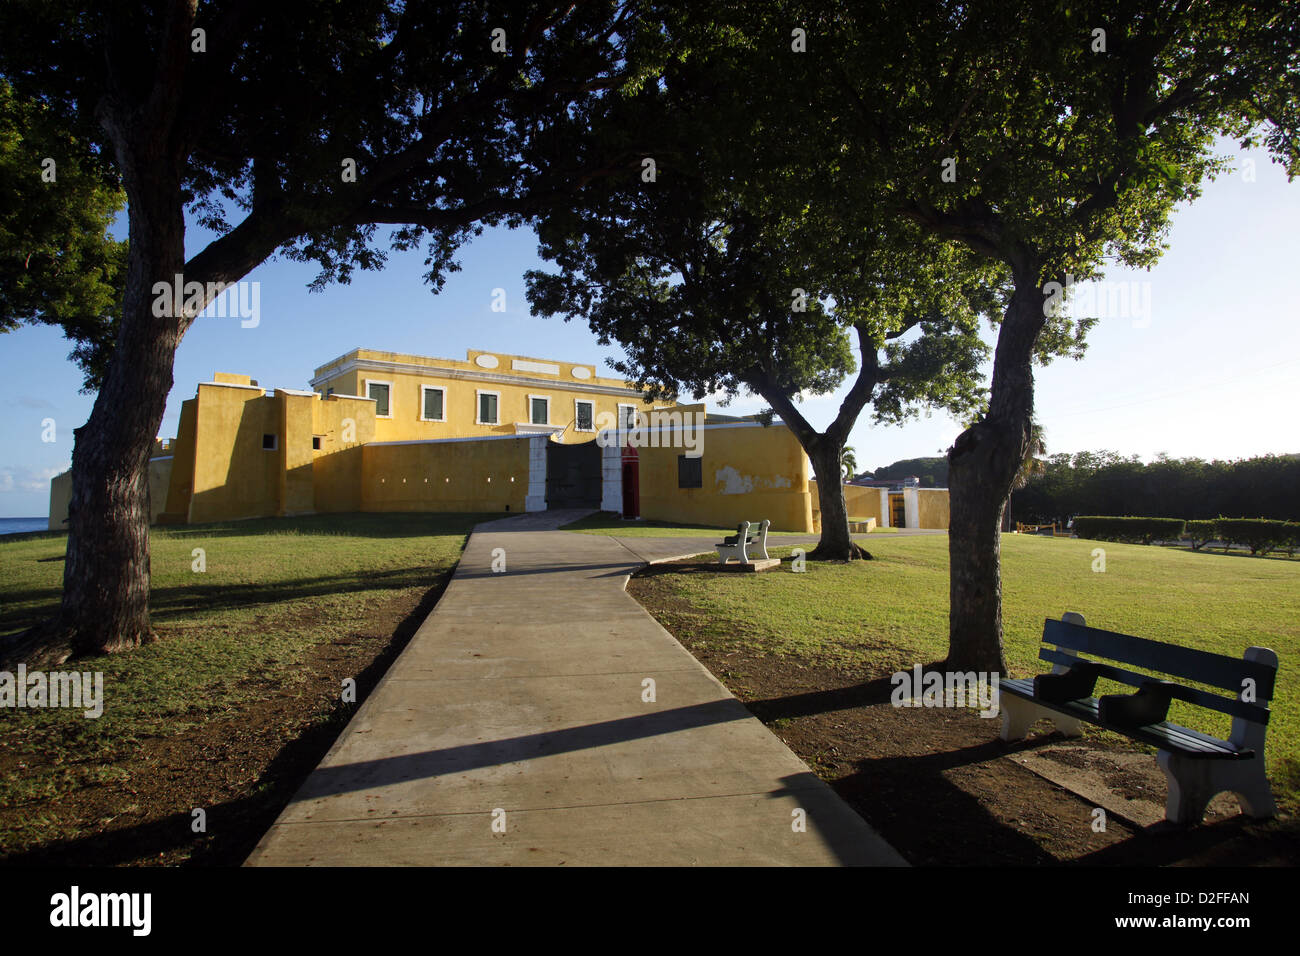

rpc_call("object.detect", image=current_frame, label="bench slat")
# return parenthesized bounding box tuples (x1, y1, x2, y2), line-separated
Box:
(1000, 678, 1252, 759)
(1042, 619, 1276, 699)
(1005, 678, 1230, 755)
(1002, 679, 1237, 756)
(1036, 648, 1271, 725)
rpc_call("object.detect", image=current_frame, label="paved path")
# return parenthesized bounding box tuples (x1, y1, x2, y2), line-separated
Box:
(247, 510, 905, 866)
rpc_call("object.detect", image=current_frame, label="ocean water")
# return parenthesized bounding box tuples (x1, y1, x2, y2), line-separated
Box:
(0, 517, 49, 536)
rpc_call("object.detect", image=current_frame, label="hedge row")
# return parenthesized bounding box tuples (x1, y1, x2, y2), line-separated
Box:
(1071, 516, 1187, 544)
(1072, 515, 1300, 554)
(1211, 518, 1300, 555)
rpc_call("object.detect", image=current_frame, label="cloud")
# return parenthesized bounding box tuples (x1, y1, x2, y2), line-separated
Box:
(0, 464, 68, 494)
(10, 396, 58, 411)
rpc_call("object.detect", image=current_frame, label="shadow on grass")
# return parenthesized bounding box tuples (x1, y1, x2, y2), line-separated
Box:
(742, 674, 1298, 865)
(152, 512, 495, 541)
(0, 573, 450, 867)
(0, 565, 457, 636)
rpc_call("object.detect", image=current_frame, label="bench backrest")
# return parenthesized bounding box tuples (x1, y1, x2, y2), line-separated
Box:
(1040, 617, 1277, 730)
(735, 520, 770, 537)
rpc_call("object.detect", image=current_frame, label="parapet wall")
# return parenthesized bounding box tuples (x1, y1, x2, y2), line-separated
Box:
(361, 436, 533, 513)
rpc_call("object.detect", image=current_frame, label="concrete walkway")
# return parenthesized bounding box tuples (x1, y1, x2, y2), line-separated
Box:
(247, 510, 905, 866)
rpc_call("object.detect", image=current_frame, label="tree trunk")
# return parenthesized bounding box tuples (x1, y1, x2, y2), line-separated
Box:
(808, 440, 870, 561)
(946, 421, 1016, 673)
(945, 266, 1045, 673)
(12, 158, 189, 667)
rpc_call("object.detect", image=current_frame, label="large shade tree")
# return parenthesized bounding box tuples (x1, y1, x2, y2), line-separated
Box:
(526, 36, 996, 559)
(793, 0, 1300, 669)
(0, 0, 668, 666)
(0, 79, 126, 390)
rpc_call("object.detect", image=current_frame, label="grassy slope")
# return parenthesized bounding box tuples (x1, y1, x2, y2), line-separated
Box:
(638, 534, 1300, 805)
(0, 513, 487, 844)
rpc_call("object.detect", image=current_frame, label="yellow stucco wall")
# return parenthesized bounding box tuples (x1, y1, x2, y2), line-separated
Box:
(636, 424, 813, 532)
(187, 382, 282, 523)
(278, 390, 316, 516)
(311, 348, 675, 445)
(361, 436, 530, 513)
(162, 399, 199, 520)
(47, 454, 175, 531)
(47, 470, 71, 531)
(311, 394, 377, 513)
(917, 488, 950, 529)
(811, 480, 886, 532)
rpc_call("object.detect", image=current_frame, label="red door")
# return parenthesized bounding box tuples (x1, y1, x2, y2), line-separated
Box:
(621, 447, 639, 518)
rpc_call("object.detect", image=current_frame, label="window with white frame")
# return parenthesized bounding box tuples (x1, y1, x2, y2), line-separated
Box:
(618, 404, 638, 430)
(365, 379, 393, 418)
(421, 385, 446, 422)
(476, 390, 500, 425)
(574, 400, 594, 432)
(529, 395, 550, 426)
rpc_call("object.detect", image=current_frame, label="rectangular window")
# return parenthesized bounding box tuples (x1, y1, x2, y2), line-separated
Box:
(618, 404, 638, 430)
(312, 436, 322, 450)
(530, 395, 550, 425)
(365, 380, 392, 418)
(262, 433, 278, 451)
(422, 386, 445, 422)
(678, 455, 702, 488)
(575, 400, 594, 432)
(477, 391, 499, 425)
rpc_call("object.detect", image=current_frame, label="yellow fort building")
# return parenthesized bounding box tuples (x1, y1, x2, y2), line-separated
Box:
(48, 347, 950, 535)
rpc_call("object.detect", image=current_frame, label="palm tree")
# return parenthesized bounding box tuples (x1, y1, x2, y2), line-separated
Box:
(840, 446, 859, 480)
(1011, 422, 1047, 491)
(1005, 420, 1046, 531)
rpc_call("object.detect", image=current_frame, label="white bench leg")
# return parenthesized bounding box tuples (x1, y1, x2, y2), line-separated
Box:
(1158, 751, 1276, 824)
(999, 695, 1084, 741)
(1158, 751, 1216, 825)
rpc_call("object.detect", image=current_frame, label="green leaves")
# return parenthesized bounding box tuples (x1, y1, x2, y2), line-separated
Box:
(0, 79, 125, 391)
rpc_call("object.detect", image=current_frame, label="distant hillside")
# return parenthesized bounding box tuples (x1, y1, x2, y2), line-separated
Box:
(868, 457, 948, 488)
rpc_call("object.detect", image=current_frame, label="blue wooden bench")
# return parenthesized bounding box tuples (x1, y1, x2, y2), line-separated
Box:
(999, 612, 1278, 825)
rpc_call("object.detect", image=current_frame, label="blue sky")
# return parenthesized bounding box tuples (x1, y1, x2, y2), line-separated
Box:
(2, 139, 1297, 517)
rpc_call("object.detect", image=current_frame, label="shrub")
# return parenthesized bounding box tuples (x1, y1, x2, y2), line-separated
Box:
(1215, 518, 1294, 555)
(1183, 519, 1217, 551)
(1072, 516, 1186, 544)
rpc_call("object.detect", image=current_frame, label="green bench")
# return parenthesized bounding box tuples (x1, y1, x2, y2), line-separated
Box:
(999, 612, 1278, 825)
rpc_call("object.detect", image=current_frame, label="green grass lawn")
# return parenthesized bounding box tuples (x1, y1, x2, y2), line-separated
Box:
(637, 533, 1300, 807)
(0, 512, 487, 854)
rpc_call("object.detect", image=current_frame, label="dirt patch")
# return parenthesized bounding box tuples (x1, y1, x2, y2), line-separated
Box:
(630, 565, 1300, 866)
(0, 580, 446, 867)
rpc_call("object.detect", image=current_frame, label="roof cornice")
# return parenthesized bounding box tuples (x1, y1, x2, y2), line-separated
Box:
(310, 357, 654, 400)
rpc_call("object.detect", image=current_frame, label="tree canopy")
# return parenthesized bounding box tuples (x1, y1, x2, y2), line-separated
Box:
(525, 30, 997, 557)
(0, 78, 125, 390)
(0, 0, 677, 664)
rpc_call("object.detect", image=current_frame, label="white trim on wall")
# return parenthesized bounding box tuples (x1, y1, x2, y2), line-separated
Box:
(363, 378, 394, 419)
(476, 389, 501, 425)
(420, 385, 447, 422)
(310, 356, 652, 399)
